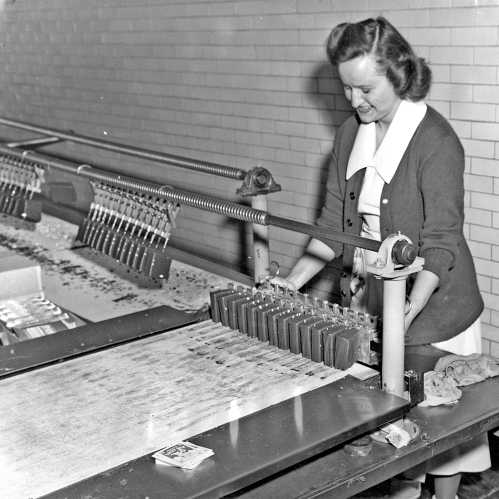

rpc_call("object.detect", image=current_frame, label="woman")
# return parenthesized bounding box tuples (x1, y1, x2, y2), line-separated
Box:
(272, 17, 489, 499)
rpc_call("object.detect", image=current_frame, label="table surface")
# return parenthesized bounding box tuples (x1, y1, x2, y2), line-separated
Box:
(1, 319, 376, 499)
(241, 376, 499, 499)
(40, 377, 499, 499)
(43, 375, 409, 499)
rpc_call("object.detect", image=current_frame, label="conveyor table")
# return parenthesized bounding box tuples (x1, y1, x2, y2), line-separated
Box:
(41, 376, 499, 499)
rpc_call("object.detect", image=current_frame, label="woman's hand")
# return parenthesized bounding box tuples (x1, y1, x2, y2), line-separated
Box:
(404, 298, 416, 332)
(267, 275, 297, 293)
(404, 269, 439, 332)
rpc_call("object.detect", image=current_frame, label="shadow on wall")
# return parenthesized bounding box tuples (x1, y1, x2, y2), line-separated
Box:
(301, 60, 353, 303)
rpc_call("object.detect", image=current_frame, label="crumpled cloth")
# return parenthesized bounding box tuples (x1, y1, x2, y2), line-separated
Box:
(419, 370, 462, 407)
(371, 418, 420, 448)
(434, 353, 499, 386)
(419, 353, 499, 407)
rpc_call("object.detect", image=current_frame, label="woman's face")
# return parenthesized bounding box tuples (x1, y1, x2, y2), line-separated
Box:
(337, 54, 401, 126)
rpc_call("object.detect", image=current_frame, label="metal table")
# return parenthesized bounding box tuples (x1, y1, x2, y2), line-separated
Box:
(41, 376, 499, 499)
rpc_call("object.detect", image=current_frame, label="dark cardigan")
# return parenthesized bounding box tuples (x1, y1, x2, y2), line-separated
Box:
(317, 106, 483, 345)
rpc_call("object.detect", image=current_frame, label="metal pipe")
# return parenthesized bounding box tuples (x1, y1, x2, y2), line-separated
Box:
(0, 145, 81, 174)
(6, 137, 62, 148)
(381, 277, 407, 397)
(0, 145, 382, 253)
(0, 116, 246, 180)
(267, 214, 381, 253)
(251, 195, 270, 282)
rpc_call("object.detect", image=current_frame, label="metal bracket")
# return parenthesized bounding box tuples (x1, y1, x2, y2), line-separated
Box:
(365, 232, 424, 398)
(366, 232, 423, 279)
(237, 167, 281, 197)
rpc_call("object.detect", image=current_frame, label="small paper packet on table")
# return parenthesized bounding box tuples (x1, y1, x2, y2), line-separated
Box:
(153, 441, 214, 469)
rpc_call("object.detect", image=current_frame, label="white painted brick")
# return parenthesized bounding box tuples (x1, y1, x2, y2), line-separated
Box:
(465, 173, 494, 193)
(493, 245, 499, 261)
(452, 102, 496, 122)
(493, 278, 499, 294)
(454, 0, 497, 7)
(463, 140, 495, 159)
(429, 8, 473, 26)
(465, 207, 493, 226)
(273, 150, 307, 168)
(472, 227, 499, 247)
(471, 191, 499, 211)
(380, 9, 429, 28)
(429, 46, 474, 64)
(429, 83, 473, 102)
(449, 119, 471, 138)
(465, 157, 471, 174)
(474, 85, 499, 105)
(482, 308, 492, 326)
(302, 124, 334, 142)
(490, 340, 499, 357)
(451, 26, 498, 45)
(314, 0, 369, 12)
(475, 6, 499, 25)
(471, 157, 499, 175)
(482, 322, 499, 342)
(483, 291, 499, 311)
(427, 100, 451, 118)
(312, 12, 359, 29)
(412, 0, 451, 7)
(477, 274, 492, 292)
(494, 213, 499, 228)
(472, 122, 499, 141)
(404, 27, 451, 46)
(482, 339, 491, 355)
(463, 221, 471, 238)
(432, 65, 451, 83)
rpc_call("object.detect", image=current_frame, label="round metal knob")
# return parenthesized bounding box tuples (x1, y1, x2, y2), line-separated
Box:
(391, 239, 417, 266)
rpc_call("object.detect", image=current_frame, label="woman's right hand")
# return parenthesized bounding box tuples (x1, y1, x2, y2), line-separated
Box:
(266, 275, 297, 292)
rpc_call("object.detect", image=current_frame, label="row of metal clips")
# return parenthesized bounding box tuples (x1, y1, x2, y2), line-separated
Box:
(76, 182, 179, 281)
(210, 282, 378, 371)
(0, 152, 44, 222)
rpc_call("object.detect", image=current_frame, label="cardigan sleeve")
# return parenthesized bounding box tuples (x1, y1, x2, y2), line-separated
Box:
(418, 132, 465, 280)
(315, 132, 347, 257)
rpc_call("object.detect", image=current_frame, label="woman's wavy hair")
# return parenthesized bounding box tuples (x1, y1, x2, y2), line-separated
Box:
(327, 17, 431, 101)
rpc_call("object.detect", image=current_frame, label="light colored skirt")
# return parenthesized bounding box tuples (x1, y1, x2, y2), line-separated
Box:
(409, 319, 491, 478)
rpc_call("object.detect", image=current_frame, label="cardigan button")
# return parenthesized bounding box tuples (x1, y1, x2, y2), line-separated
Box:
(381, 198, 389, 204)
(349, 192, 355, 200)
(346, 219, 353, 227)
(341, 290, 347, 297)
(341, 272, 347, 278)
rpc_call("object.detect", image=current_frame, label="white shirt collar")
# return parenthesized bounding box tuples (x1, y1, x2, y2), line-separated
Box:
(346, 100, 427, 183)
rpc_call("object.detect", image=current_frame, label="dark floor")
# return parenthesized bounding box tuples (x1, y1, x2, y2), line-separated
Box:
(354, 469, 499, 498)
(354, 434, 499, 499)
(458, 469, 499, 498)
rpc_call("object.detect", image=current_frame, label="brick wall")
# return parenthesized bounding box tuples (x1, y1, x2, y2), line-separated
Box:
(0, 0, 497, 353)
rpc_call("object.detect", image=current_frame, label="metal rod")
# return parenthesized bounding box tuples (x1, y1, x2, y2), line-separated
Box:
(267, 214, 381, 252)
(0, 116, 246, 180)
(0, 145, 382, 253)
(0, 145, 80, 174)
(6, 137, 62, 148)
